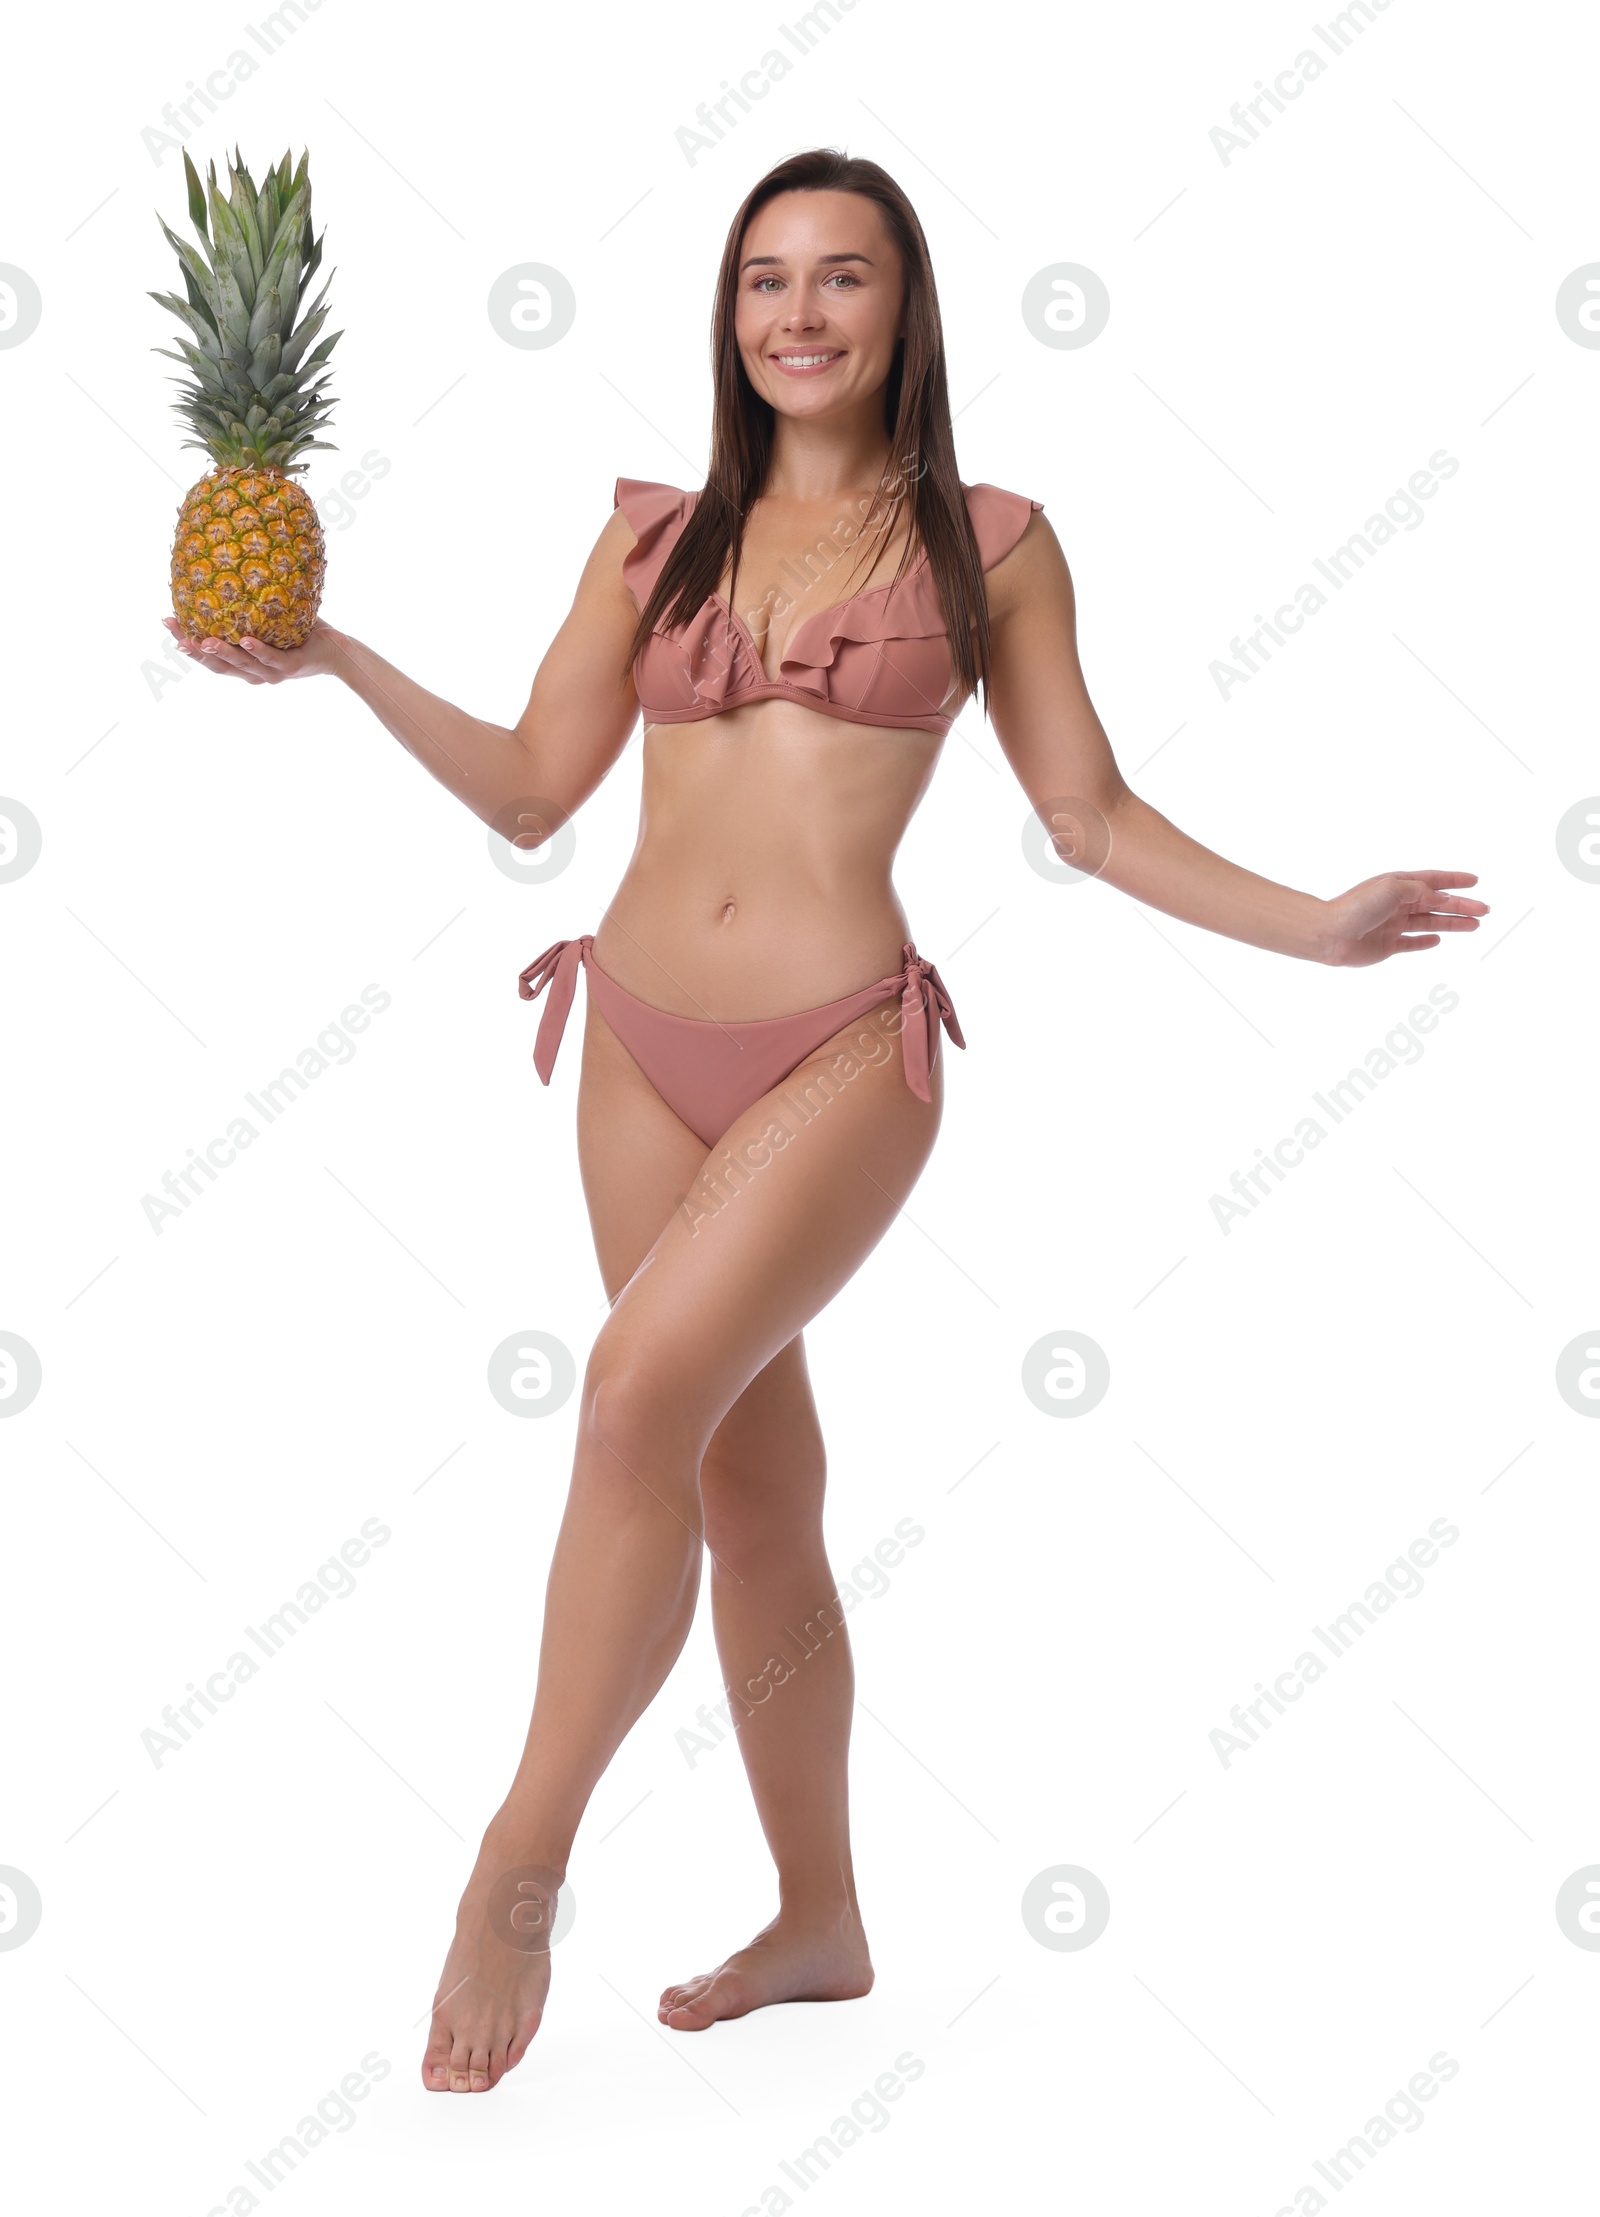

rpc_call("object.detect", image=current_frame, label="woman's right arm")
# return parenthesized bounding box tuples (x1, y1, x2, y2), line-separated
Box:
(162, 505, 644, 841)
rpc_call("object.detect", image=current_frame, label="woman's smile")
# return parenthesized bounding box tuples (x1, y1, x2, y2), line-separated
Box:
(769, 346, 847, 374)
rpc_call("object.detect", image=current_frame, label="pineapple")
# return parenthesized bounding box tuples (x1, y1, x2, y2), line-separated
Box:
(152, 145, 341, 648)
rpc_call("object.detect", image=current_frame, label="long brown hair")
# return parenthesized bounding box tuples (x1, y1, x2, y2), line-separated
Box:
(622, 148, 994, 716)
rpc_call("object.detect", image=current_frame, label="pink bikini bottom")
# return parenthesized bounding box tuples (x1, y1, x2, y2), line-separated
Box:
(518, 934, 965, 1148)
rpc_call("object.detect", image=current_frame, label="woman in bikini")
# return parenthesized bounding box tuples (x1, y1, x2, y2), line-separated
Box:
(162, 147, 1486, 2095)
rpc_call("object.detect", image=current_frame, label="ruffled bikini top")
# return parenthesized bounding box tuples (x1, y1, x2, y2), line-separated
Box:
(615, 476, 1044, 737)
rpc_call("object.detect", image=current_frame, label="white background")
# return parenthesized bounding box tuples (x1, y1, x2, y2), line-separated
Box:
(2, 0, 1596, 2209)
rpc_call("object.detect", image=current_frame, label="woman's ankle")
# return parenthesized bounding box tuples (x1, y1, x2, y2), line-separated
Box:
(774, 1887, 863, 1932)
(474, 1804, 571, 1886)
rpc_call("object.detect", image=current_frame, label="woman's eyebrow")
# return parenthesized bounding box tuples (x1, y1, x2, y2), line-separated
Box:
(738, 251, 877, 273)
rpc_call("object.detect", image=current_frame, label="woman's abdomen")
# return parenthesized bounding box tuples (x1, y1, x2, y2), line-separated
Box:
(592, 706, 936, 1020)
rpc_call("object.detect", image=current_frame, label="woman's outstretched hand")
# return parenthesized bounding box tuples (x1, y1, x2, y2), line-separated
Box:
(1320, 871, 1488, 967)
(160, 615, 345, 683)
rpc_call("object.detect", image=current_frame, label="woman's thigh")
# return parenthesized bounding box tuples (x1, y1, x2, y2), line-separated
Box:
(574, 997, 822, 1494)
(574, 991, 943, 1462)
(575, 995, 710, 1304)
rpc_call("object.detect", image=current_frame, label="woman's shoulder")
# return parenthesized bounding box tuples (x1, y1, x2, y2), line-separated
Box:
(611, 479, 693, 606)
(959, 481, 1047, 572)
(613, 477, 692, 532)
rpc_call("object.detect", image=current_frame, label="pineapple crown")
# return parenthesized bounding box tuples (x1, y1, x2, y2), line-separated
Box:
(150, 145, 341, 474)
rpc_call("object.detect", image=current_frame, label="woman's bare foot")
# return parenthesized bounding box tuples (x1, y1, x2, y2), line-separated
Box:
(421, 1826, 565, 2092)
(657, 1906, 873, 2031)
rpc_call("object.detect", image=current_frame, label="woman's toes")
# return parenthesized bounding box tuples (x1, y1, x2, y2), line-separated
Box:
(663, 1973, 730, 2028)
(684, 1967, 759, 2027)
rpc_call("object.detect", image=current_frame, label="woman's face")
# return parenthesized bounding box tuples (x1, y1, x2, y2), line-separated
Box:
(733, 189, 906, 429)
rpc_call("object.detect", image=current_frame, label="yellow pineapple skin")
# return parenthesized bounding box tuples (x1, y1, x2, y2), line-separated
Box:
(169, 465, 327, 649)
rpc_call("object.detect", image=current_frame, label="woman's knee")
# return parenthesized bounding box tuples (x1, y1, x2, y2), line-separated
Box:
(699, 1434, 827, 1570)
(579, 1335, 715, 1482)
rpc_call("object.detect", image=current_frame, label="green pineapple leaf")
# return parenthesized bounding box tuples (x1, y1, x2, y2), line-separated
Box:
(280, 268, 334, 358)
(245, 282, 280, 356)
(179, 259, 219, 338)
(259, 167, 280, 253)
(156, 338, 230, 395)
(264, 222, 302, 300)
(248, 330, 282, 386)
(208, 181, 255, 301)
(158, 216, 217, 311)
(276, 260, 302, 344)
(228, 161, 265, 284)
(190, 184, 223, 279)
(264, 181, 309, 272)
(183, 149, 209, 240)
(217, 359, 255, 407)
(148, 289, 222, 358)
(279, 314, 328, 375)
(211, 264, 253, 359)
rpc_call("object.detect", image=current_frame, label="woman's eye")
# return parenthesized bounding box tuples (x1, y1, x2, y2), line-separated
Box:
(748, 272, 858, 292)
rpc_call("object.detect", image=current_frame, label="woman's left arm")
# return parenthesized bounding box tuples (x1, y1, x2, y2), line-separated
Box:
(983, 518, 1487, 967)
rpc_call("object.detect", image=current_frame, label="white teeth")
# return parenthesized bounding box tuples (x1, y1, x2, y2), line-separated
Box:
(775, 352, 839, 367)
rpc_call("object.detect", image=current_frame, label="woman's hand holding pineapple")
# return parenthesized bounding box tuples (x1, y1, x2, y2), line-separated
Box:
(162, 612, 342, 681)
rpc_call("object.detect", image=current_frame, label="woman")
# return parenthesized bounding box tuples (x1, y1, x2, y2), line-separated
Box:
(163, 147, 1486, 2094)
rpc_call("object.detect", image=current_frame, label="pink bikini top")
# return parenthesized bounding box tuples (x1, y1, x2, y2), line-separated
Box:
(616, 476, 1044, 737)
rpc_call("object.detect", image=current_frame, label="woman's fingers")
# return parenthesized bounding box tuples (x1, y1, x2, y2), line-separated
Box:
(1404, 876, 1488, 916)
(1326, 869, 1489, 967)
(235, 637, 300, 678)
(160, 619, 304, 682)
(198, 640, 260, 675)
(193, 648, 260, 680)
